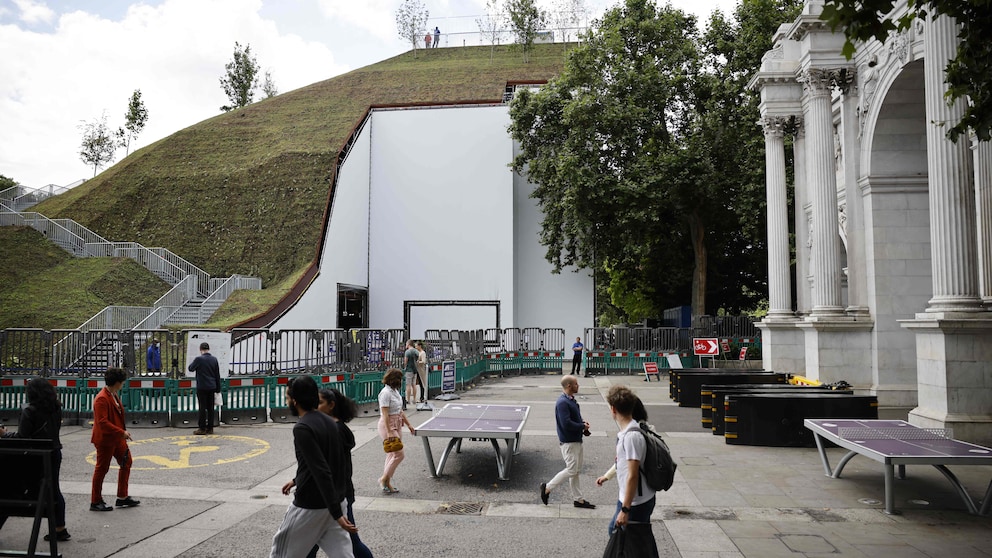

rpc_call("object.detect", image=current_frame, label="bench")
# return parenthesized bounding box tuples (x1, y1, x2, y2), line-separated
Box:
(0, 438, 61, 557)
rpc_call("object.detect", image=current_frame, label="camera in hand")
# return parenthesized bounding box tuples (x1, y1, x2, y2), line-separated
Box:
(583, 428, 591, 437)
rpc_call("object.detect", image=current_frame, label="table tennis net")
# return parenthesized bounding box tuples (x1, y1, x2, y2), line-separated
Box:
(838, 427, 953, 440)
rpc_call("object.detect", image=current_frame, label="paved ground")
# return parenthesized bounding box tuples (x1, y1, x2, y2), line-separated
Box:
(2, 372, 991, 557)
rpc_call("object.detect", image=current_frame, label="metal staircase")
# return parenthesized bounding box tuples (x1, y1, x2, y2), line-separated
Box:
(0, 183, 262, 330)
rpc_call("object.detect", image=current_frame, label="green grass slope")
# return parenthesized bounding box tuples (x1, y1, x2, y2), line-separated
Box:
(0, 227, 170, 329)
(32, 44, 567, 294)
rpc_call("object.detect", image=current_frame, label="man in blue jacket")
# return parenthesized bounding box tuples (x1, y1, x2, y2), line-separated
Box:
(146, 338, 162, 376)
(539, 374, 595, 509)
(188, 342, 221, 435)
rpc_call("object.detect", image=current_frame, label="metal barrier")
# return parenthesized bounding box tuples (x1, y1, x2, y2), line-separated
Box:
(123, 378, 170, 428)
(223, 377, 268, 424)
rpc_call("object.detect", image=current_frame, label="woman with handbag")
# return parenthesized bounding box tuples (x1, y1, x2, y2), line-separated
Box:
(377, 368, 414, 494)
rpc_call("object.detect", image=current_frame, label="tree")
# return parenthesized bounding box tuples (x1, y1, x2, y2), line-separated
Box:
(0, 174, 16, 191)
(820, 0, 992, 141)
(509, 0, 801, 321)
(506, 0, 547, 62)
(79, 113, 116, 177)
(395, 0, 430, 56)
(476, 0, 506, 62)
(219, 42, 261, 112)
(261, 70, 278, 99)
(117, 89, 148, 157)
(548, 0, 586, 49)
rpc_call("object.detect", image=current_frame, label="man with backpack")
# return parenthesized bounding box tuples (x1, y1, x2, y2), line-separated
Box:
(604, 385, 660, 556)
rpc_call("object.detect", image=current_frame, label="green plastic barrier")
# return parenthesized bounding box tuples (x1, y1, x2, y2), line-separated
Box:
(48, 377, 83, 426)
(122, 378, 170, 428)
(541, 350, 563, 373)
(520, 351, 541, 374)
(0, 376, 30, 427)
(171, 378, 217, 429)
(223, 377, 268, 424)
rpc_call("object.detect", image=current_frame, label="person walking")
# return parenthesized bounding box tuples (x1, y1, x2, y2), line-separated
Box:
(415, 341, 428, 404)
(571, 337, 584, 375)
(604, 385, 659, 556)
(270, 376, 356, 558)
(146, 338, 162, 376)
(303, 388, 373, 558)
(90, 367, 139, 512)
(0, 377, 70, 540)
(377, 368, 414, 494)
(539, 374, 594, 509)
(188, 342, 221, 435)
(402, 340, 419, 409)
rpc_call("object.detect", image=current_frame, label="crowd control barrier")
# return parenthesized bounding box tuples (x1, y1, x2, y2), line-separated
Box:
(123, 378, 170, 428)
(223, 377, 268, 424)
(172, 379, 219, 429)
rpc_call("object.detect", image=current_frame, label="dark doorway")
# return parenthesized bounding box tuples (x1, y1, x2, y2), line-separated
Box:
(338, 285, 368, 329)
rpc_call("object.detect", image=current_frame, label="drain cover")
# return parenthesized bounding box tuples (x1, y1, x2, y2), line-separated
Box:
(438, 502, 485, 515)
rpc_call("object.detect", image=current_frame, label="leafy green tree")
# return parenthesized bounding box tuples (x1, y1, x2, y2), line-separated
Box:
(219, 42, 261, 112)
(506, 0, 547, 62)
(79, 113, 117, 177)
(820, 0, 992, 141)
(0, 174, 16, 191)
(477, 0, 506, 62)
(117, 89, 148, 156)
(261, 70, 278, 99)
(395, 0, 430, 56)
(509, 0, 800, 320)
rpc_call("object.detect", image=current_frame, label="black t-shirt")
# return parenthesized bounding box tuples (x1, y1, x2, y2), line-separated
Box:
(292, 411, 346, 518)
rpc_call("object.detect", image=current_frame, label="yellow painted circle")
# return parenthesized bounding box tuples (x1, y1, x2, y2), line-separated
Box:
(85, 435, 271, 471)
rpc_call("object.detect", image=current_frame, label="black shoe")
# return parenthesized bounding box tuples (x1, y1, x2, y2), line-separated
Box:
(573, 499, 596, 509)
(90, 502, 113, 512)
(540, 483, 549, 505)
(44, 529, 71, 541)
(116, 496, 140, 508)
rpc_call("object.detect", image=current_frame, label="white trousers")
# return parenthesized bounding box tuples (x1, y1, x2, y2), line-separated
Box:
(547, 441, 584, 500)
(270, 500, 355, 558)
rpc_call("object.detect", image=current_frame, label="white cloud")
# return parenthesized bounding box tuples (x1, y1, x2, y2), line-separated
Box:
(315, 0, 398, 42)
(0, 0, 348, 186)
(13, 0, 55, 25)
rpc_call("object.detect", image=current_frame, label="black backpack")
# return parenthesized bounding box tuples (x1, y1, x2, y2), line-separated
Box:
(636, 421, 676, 492)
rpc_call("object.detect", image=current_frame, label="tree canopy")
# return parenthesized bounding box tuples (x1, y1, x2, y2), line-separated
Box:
(395, 0, 430, 54)
(219, 42, 261, 112)
(820, 0, 992, 141)
(78, 113, 116, 177)
(117, 89, 148, 156)
(506, 0, 547, 62)
(509, 0, 801, 322)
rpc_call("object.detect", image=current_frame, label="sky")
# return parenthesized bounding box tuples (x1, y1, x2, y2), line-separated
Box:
(0, 0, 738, 188)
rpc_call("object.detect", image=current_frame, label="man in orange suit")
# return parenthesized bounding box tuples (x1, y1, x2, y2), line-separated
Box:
(90, 367, 139, 511)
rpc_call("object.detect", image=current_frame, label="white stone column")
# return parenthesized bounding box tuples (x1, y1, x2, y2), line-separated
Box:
(923, 14, 982, 312)
(837, 70, 869, 316)
(972, 134, 992, 306)
(762, 116, 794, 319)
(793, 120, 811, 314)
(800, 68, 844, 316)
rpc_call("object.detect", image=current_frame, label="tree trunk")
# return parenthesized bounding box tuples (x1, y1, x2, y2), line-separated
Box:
(688, 211, 707, 317)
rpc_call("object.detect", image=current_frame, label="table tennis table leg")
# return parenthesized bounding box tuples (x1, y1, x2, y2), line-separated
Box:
(981, 478, 992, 515)
(883, 463, 899, 515)
(490, 438, 512, 480)
(421, 437, 439, 478)
(933, 464, 982, 515)
(812, 432, 858, 478)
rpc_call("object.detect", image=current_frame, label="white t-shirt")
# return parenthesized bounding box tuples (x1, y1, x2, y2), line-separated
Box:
(378, 385, 403, 414)
(616, 420, 655, 506)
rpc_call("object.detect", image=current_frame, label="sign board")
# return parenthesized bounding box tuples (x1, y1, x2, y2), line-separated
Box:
(441, 360, 456, 393)
(693, 338, 720, 356)
(720, 339, 731, 353)
(185, 331, 232, 378)
(643, 362, 660, 380)
(739, 347, 748, 361)
(665, 353, 683, 369)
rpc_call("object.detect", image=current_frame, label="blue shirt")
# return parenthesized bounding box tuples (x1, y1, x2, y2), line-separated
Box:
(572, 341, 583, 355)
(555, 392, 584, 443)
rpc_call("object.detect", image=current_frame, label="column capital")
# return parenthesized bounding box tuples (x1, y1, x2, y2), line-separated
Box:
(798, 67, 857, 96)
(760, 116, 791, 138)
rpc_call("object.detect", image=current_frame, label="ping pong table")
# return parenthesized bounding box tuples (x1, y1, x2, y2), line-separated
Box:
(414, 403, 529, 481)
(805, 419, 992, 515)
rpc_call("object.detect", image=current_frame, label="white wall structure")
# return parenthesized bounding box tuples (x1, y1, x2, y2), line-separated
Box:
(271, 104, 594, 343)
(751, 1, 992, 444)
